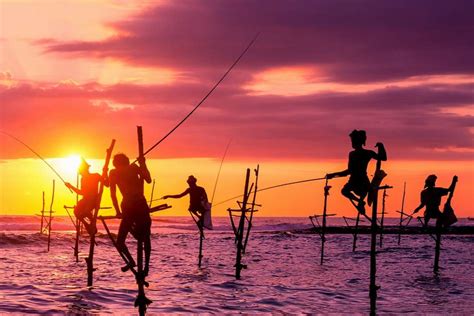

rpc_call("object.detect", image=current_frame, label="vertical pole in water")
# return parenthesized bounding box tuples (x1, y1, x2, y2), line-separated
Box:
(149, 179, 156, 208)
(87, 139, 116, 286)
(236, 168, 250, 279)
(353, 212, 360, 252)
(398, 182, 406, 245)
(40, 191, 45, 233)
(136, 126, 148, 315)
(48, 180, 55, 252)
(243, 165, 259, 254)
(320, 178, 330, 265)
(369, 158, 383, 315)
(434, 221, 442, 273)
(379, 188, 387, 248)
(198, 228, 204, 268)
(74, 173, 80, 262)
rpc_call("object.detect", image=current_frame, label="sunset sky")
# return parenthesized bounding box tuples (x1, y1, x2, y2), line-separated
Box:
(1, 0, 473, 217)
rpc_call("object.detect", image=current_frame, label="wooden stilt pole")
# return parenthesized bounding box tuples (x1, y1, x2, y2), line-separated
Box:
(353, 212, 360, 252)
(74, 218, 80, 262)
(398, 182, 406, 245)
(149, 179, 155, 208)
(434, 221, 442, 273)
(135, 126, 150, 314)
(379, 186, 392, 248)
(86, 139, 116, 286)
(40, 191, 45, 234)
(47, 180, 55, 252)
(369, 157, 384, 315)
(74, 173, 80, 262)
(243, 165, 259, 254)
(236, 168, 250, 279)
(198, 228, 204, 268)
(320, 178, 330, 265)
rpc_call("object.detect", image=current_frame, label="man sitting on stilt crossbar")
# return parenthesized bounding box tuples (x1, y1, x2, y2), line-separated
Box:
(109, 153, 153, 276)
(326, 130, 387, 219)
(65, 158, 106, 235)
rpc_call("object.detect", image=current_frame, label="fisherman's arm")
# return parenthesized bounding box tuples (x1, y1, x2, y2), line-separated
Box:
(109, 173, 121, 217)
(137, 157, 152, 184)
(65, 182, 82, 195)
(375, 143, 387, 161)
(412, 192, 426, 214)
(163, 189, 189, 199)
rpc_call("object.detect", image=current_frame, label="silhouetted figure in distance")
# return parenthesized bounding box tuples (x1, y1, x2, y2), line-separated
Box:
(109, 153, 152, 275)
(163, 175, 209, 228)
(412, 174, 457, 227)
(326, 130, 387, 215)
(65, 158, 104, 235)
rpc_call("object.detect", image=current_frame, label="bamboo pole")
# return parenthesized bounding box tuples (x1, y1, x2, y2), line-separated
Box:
(379, 186, 393, 248)
(149, 179, 155, 208)
(198, 227, 204, 268)
(236, 169, 250, 279)
(398, 182, 407, 245)
(40, 191, 45, 234)
(353, 213, 360, 252)
(87, 139, 116, 286)
(47, 180, 55, 252)
(320, 178, 330, 265)
(136, 126, 149, 315)
(243, 165, 259, 254)
(74, 173, 80, 262)
(369, 158, 383, 315)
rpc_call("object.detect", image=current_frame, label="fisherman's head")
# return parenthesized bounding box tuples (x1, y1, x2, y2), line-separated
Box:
(425, 174, 437, 188)
(78, 158, 90, 175)
(113, 153, 130, 169)
(187, 175, 197, 187)
(349, 130, 367, 149)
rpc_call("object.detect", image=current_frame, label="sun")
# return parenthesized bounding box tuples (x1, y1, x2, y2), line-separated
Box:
(62, 154, 82, 176)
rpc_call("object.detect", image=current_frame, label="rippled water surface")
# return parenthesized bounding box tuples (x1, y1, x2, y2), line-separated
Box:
(1, 216, 473, 314)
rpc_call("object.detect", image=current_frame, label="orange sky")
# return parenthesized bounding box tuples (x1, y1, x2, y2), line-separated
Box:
(1, 1, 473, 217)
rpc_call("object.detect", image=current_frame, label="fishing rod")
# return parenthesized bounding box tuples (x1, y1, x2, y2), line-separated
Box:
(1, 131, 73, 193)
(210, 139, 232, 204)
(133, 33, 259, 163)
(213, 176, 327, 207)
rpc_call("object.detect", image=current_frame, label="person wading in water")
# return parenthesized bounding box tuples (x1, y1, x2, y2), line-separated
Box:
(326, 130, 387, 215)
(412, 174, 458, 227)
(65, 158, 105, 235)
(109, 153, 152, 275)
(162, 175, 209, 228)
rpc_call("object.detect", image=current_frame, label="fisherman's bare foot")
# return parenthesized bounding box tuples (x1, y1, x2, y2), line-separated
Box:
(121, 261, 136, 272)
(357, 201, 366, 215)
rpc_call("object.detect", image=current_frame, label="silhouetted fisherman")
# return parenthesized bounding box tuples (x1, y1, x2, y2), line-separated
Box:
(163, 175, 209, 228)
(65, 158, 104, 235)
(412, 174, 457, 227)
(326, 130, 387, 215)
(109, 153, 152, 275)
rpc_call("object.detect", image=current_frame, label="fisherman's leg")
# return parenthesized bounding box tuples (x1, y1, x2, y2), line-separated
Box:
(117, 218, 136, 267)
(342, 184, 366, 214)
(423, 213, 430, 227)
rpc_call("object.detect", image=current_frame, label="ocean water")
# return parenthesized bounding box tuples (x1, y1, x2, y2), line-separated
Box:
(0, 216, 473, 314)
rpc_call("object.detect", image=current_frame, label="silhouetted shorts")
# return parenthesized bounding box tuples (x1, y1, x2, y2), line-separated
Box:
(425, 208, 443, 219)
(119, 197, 151, 241)
(344, 176, 371, 197)
(74, 197, 96, 219)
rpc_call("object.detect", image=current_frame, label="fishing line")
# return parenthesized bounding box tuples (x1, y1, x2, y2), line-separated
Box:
(135, 33, 259, 162)
(1, 131, 73, 193)
(213, 176, 327, 207)
(210, 138, 232, 204)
